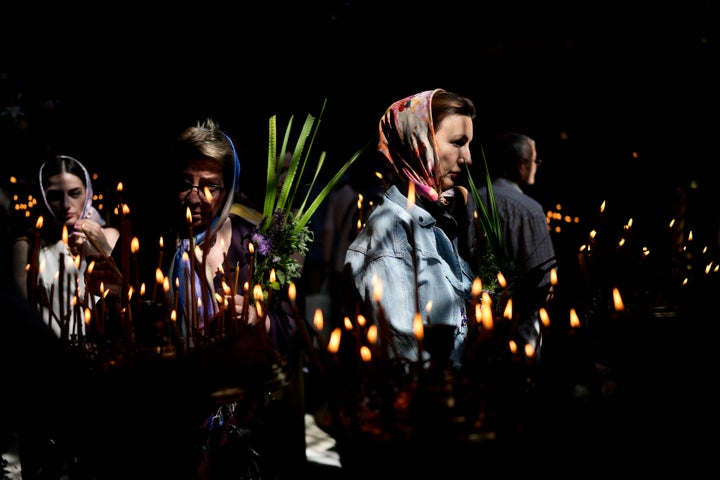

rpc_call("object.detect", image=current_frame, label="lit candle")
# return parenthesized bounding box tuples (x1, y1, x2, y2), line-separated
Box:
(151, 236, 164, 302)
(242, 243, 254, 324)
(264, 268, 276, 316)
(289, 281, 326, 374)
(173, 277, 180, 323)
(413, 311, 424, 369)
(469, 277, 482, 331)
(373, 276, 399, 360)
(313, 307, 326, 349)
(117, 184, 131, 311)
(28, 216, 43, 303)
(406, 182, 420, 314)
(131, 236, 141, 297)
(186, 207, 197, 332)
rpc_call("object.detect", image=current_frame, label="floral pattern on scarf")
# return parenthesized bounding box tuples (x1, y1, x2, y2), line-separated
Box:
(378, 88, 444, 203)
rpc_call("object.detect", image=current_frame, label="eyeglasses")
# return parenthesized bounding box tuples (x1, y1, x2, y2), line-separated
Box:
(179, 180, 224, 199)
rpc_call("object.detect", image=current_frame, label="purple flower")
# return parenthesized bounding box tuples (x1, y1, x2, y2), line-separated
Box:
(252, 232, 270, 256)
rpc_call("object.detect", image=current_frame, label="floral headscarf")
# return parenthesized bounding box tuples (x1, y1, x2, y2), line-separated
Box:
(378, 88, 443, 203)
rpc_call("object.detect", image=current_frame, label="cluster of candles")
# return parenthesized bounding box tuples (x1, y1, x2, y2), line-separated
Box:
(20, 170, 715, 440)
(278, 192, 696, 444)
(24, 182, 280, 367)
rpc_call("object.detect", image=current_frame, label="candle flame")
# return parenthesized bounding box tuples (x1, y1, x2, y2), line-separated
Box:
(288, 281, 296, 301)
(360, 345, 372, 362)
(117, 182, 123, 193)
(509, 340, 518, 354)
(569, 308, 581, 328)
(497, 271, 507, 288)
(186, 206, 192, 224)
(367, 324, 378, 344)
(503, 297, 512, 320)
(550, 268, 558, 286)
(270, 269, 276, 283)
(372, 275, 383, 302)
(36, 216, 44, 229)
(524, 343, 536, 358)
(472, 277, 482, 297)
(131, 237, 140, 254)
(159, 236, 164, 248)
(407, 182, 416, 210)
(343, 316, 353, 330)
(539, 307, 550, 327)
(357, 314, 366, 327)
(328, 327, 342, 353)
(62, 225, 68, 245)
(84, 307, 91, 325)
(314, 309, 324, 332)
(163, 277, 170, 292)
(222, 279, 232, 295)
(482, 292, 494, 330)
(253, 284, 263, 301)
(612, 287, 624, 312)
(413, 312, 424, 341)
(249, 242, 254, 254)
(155, 267, 164, 285)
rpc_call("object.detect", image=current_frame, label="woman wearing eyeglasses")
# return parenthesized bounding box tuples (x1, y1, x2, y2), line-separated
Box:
(166, 119, 298, 344)
(163, 118, 303, 479)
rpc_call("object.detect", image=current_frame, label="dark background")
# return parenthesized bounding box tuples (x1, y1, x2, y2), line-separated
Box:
(2, 2, 718, 471)
(2, 0, 719, 242)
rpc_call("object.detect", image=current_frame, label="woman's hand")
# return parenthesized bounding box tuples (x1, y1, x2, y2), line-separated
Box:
(70, 219, 113, 256)
(231, 294, 270, 332)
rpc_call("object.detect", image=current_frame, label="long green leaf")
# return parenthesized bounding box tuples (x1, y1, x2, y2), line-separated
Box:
(278, 113, 315, 218)
(263, 115, 280, 226)
(465, 145, 504, 266)
(293, 139, 372, 234)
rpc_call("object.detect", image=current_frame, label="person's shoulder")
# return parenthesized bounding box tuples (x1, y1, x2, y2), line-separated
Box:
(230, 203, 263, 226)
(229, 212, 259, 231)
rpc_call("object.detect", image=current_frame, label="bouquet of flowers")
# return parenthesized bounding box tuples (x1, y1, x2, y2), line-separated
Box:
(250, 99, 370, 305)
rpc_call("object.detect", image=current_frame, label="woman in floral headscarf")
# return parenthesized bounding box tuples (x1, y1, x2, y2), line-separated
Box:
(344, 89, 478, 369)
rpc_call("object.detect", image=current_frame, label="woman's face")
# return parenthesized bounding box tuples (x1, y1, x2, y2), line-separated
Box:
(44, 172, 86, 227)
(177, 163, 226, 231)
(435, 114, 473, 191)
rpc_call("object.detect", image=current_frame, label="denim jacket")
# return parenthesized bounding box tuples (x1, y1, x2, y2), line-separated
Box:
(345, 185, 475, 368)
